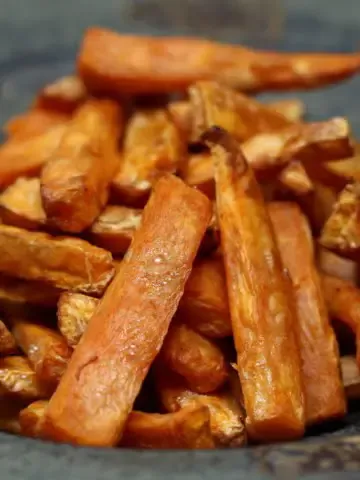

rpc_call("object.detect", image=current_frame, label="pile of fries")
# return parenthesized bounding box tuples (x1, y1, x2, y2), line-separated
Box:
(1, 27, 360, 448)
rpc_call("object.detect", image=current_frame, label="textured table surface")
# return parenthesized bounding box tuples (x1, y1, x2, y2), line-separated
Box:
(0, 1, 360, 479)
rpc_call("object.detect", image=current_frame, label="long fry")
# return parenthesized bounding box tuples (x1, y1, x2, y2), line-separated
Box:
(44, 175, 211, 446)
(78, 28, 360, 94)
(269, 202, 346, 425)
(204, 127, 304, 442)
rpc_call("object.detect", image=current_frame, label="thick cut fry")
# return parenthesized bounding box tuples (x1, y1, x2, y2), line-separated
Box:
(44, 175, 211, 447)
(78, 29, 360, 94)
(156, 368, 246, 447)
(89, 205, 142, 254)
(19, 400, 48, 438)
(317, 248, 358, 284)
(340, 356, 360, 400)
(277, 161, 314, 196)
(266, 98, 305, 122)
(4, 109, 69, 140)
(0, 320, 17, 355)
(122, 405, 215, 449)
(111, 109, 183, 206)
(41, 99, 122, 232)
(0, 274, 60, 308)
(190, 81, 292, 143)
(0, 177, 46, 230)
(0, 356, 49, 400)
(204, 127, 304, 442)
(11, 317, 72, 390)
(178, 257, 232, 338)
(269, 202, 346, 425)
(161, 322, 228, 393)
(321, 274, 360, 367)
(0, 125, 66, 189)
(320, 183, 360, 260)
(0, 224, 114, 295)
(57, 293, 99, 347)
(36, 76, 88, 113)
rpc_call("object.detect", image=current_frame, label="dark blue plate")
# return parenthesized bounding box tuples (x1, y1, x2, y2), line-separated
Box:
(1, 0, 360, 478)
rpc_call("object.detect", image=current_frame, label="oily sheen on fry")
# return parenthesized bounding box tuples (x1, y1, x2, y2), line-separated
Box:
(204, 127, 305, 442)
(44, 175, 212, 447)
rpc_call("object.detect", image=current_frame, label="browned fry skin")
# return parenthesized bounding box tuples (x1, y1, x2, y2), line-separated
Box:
(36, 76, 88, 114)
(0, 177, 46, 230)
(0, 274, 60, 308)
(317, 248, 358, 284)
(189, 81, 292, 143)
(161, 322, 228, 393)
(57, 293, 99, 347)
(204, 127, 304, 442)
(321, 274, 360, 368)
(44, 175, 211, 447)
(266, 98, 305, 122)
(0, 356, 49, 400)
(111, 109, 183, 207)
(0, 224, 114, 295)
(4, 108, 69, 141)
(277, 161, 314, 196)
(19, 400, 49, 438)
(89, 205, 142, 255)
(121, 405, 215, 449)
(156, 368, 246, 447)
(0, 320, 17, 355)
(340, 356, 360, 400)
(41, 99, 122, 233)
(178, 257, 232, 339)
(320, 183, 360, 260)
(0, 124, 67, 189)
(11, 317, 73, 390)
(78, 28, 360, 94)
(269, 202, 346, 425)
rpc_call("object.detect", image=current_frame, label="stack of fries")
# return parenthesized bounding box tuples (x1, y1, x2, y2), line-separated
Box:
(1, 27, 360, 448)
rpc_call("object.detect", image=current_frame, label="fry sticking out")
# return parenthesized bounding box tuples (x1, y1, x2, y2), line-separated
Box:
(0, 224, 114, 295)
(78, 29, 360, 94)
(269, 202, 346, 425)
(0, 320, 17, 355)
(89, 205, 142, 255)
(44, 175, 211, 446)
(41, 99, 122, 232)
(0, 177, 46, 230)
(204, 127, 304, 442)
(266, 98, 305, 122)
(122, 405, 215, 449)
(20, 400, 48, 439)
(277, 161, 314, 196)
(36, 76, 88, 113)
(178, 257, 232, 338)
(111, 109, 183, 206)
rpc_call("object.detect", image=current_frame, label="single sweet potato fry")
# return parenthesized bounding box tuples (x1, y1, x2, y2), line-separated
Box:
(0, 356, 49, 400)
(4, 108, 69, 141)
(204, 127, 304, 442)
(321, 274, 360, 368)
(190, 81, 292, 143)
(317, 248, 358, 284)
(57, 293, 99, 347)
(156, 368, 246, 447)
(320, 183, 360, 260)
(44, 175, 211, 446)
(269, 202, 346, 425)
(340, 356, 360, 400)
(178, 257, 232, 338)
(121, 405, 215, 449)
(0, 224, 114, 295)
(20, 400, 48, 438)
(0, 274, 60, 308)
(0, 320, 17, 355)
(41, 99, 122, 232)
(161, 322, 228, 393)
(36, 76, 88, 114)
(11, 316, 73, 390)
(0, 177, 46, 230)
(89, 205, 142, 255)
(0, 124, 67, 189)
(266, 98, 305, 122)
(277, 161, 314, 196)
(111, 109, 183, 207)
(78, 28, 360, 94)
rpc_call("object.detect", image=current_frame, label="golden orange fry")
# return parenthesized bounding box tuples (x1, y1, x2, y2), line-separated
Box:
(19, 400, 49, 439)
(277, 161, 314, 196)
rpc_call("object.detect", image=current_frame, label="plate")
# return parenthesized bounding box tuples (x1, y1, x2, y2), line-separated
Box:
(1, 0, 360, 478)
